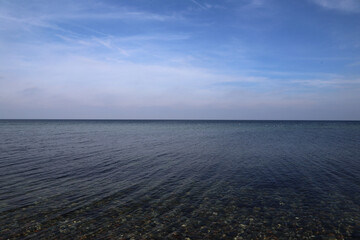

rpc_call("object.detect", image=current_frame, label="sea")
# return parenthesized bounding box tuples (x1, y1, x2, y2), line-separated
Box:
(0, 120, 359, 239)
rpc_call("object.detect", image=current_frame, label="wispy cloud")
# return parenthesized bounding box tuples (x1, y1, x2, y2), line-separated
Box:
(310, 0, 360, 12)
(291, 78, 360, 88)
(249, 0, 266, 7)
(349, 61, 360, 67)
(56, 33, 189, 46)
(0, 10, 180, 28)
(189, 0, 209, 10)
(1, 45, 359, 119)
(2, 41, 358, 107)
(0, 2, 181, 34)
(48, 11, 181, 22)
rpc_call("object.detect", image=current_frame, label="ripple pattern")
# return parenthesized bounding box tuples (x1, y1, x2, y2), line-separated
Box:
(0, 120, 360, 239)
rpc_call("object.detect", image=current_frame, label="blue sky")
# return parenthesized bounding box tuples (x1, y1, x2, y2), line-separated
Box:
(0, 0, 359, 119)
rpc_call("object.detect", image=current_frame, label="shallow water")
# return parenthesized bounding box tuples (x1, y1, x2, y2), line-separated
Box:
(0, 120, 360, 239)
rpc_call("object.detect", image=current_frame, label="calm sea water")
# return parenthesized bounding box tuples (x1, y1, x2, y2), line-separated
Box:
(0, 120, 360, 239)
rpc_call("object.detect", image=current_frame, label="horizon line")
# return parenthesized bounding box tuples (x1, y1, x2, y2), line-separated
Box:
(1, 119, 359, 122)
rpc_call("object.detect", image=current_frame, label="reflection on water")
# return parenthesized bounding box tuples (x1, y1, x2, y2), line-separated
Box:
(0, 120, 360, 239)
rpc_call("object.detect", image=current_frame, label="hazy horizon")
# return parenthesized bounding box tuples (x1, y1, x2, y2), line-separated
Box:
(1, 118, 359, 121)
(1, 0, 360, 120)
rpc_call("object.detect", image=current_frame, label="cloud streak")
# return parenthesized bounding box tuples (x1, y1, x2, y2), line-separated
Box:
(189, 0, 209, 10)
(310, 0, 360, 12)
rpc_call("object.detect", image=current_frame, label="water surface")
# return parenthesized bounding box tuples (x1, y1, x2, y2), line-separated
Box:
(1, 120, 360, 239)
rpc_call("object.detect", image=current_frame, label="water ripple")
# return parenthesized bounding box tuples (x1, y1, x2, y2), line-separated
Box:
(1, 120, 360, 239)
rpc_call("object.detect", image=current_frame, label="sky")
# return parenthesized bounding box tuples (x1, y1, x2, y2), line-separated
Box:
(0, 0, 359, 120)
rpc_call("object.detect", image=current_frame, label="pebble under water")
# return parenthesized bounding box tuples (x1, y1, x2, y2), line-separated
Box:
(0, 120, 360, 239)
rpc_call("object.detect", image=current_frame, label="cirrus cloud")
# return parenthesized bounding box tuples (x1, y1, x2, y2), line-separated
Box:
(310, 0, 360, 12)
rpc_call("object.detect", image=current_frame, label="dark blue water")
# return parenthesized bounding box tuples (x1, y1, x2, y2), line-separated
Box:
(0, 120, 360, 239)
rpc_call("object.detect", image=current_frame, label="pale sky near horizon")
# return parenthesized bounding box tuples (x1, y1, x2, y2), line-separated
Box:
(0, 0, 359, 120)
